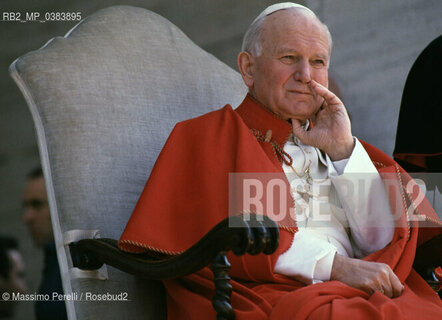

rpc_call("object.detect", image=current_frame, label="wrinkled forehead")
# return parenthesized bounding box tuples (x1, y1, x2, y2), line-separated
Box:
(261, 9, 330, 53)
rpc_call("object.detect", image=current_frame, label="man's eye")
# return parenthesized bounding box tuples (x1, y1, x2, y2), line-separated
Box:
(312, 59, 325, 66)
(280, 56, 294, 64)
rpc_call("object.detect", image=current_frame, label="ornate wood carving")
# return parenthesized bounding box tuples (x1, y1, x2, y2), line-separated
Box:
(210, 252, 234, 320)
(69, 213, 279, 319)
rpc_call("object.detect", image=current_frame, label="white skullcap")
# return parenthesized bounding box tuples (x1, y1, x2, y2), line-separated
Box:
(252, 2, 315, 25)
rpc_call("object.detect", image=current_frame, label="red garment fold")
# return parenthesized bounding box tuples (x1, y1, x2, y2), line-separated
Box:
(120, 95, 441, 319)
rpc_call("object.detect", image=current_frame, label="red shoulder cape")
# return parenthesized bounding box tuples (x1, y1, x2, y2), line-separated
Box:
(119, 95, 441, 319)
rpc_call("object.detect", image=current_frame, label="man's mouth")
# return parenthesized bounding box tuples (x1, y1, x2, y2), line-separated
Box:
(288, 90, 313, 95)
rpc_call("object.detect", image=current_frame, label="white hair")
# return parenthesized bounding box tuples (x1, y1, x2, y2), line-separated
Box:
(241, 3, 333, 57)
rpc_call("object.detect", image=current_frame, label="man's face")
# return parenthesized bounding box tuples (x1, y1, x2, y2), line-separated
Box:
(22, 177, 53, 246)
(249, 10, 330, 121)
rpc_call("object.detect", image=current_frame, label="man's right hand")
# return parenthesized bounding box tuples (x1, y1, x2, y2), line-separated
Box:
(330, 254, 404, 298)
(291, 80, 354, 161)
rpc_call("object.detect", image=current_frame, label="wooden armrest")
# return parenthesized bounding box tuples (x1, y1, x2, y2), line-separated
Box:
(68, 214, 279, 320)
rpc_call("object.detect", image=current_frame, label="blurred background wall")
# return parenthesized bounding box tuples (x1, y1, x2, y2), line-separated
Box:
(0, 0, 440, 319)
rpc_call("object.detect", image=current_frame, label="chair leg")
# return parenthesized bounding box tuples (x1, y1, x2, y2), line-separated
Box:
(210, 251, 235, 320)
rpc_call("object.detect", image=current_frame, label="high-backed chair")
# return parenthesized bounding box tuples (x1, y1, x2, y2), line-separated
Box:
(9, 5, 262, 319)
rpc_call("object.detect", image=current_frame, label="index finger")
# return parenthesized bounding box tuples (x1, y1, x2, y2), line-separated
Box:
(389, 271, 404, 298)
(309, 80, 342, 106)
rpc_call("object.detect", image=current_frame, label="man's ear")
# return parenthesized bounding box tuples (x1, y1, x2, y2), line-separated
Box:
(237, 51, 255, 88)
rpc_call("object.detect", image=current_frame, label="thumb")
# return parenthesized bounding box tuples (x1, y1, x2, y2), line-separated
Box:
(291, 118, 309, 144)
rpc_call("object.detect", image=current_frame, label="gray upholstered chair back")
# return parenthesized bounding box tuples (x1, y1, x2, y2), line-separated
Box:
(10, 6, 247, 319)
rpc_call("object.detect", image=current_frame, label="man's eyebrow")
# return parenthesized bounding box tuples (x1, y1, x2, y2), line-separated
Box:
(274, 47, 297, 55)
(315, 53, 328, 60)
(274, 48, 328, 60)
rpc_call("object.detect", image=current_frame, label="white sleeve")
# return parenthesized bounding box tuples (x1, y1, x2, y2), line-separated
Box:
(274, 229, 337, 284)
(327, 139, 394, 257)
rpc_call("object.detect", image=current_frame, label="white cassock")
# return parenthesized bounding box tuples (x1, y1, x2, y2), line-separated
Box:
(274, 134, 395, 284)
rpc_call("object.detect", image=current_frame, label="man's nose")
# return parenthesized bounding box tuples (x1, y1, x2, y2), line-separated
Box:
(293, 59, 311, 83)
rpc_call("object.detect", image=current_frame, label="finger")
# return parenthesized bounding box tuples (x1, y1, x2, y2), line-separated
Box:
(307, 82, 325, 110)
(389, 271, 404, 298)
(376, 265, 394, 298)
(382, 281, 393, 298)
(369, 287, 384, 296)
(291, 118, 309, 143)
(309, 80, 342, 106)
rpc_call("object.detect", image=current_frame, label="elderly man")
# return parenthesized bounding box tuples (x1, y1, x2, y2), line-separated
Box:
(120, 3, 442, 319)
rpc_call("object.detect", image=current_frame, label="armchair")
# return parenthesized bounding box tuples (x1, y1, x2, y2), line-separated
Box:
(9, 5, 258, 319)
